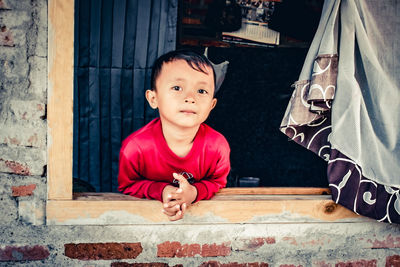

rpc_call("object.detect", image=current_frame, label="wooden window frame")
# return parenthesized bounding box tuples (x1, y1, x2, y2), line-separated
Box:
(46, 0, 362, 225)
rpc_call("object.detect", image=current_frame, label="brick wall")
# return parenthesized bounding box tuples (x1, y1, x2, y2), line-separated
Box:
(0, 0, 46, 228)
(0, 0, 400, 266)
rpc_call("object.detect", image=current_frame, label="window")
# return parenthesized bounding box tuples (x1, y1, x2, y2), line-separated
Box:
(47, 0, 361, 225)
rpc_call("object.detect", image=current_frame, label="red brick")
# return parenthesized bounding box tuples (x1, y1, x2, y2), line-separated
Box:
(367, 235, 400, 248)
(0, 26, 14, 47)
(238, 237, 276, 251)
(157, 241, 181, 257)
(200, 262, 269, 267)
(8, 137, 20, 145)
(0, 245, 49, 261)
(12, 184, 36, 197)
(335, 259, 377, 267)
(386, 255, 400, 267)
(0, 0, 9, 9)
(313, 261, 331, 267)
(282, 237, 298, 245)
(157, 241, 202, 258)
(111, 263, 181, 267)
(201, 243, 231, 257)
(157, 242, 231, 258)
(0, 159, 31, 175)
(64, 243, 142, 260)
(158, 243, 201, 258)
(27, 134, 38, 146)
(182, 243, 201, 257)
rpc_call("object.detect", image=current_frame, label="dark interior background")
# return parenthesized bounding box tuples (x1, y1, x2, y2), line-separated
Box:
(73, 0, 328, 192)
(178, 0, 327, 187)
(178, 45, 328, 187)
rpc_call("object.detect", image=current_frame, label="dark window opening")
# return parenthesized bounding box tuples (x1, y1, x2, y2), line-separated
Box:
(73, 0, 327, 192)
(177, 0, 327, 188)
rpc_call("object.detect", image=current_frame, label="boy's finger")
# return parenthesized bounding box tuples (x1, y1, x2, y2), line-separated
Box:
(162, 205, 180, 216)
(163, 200, 178, 209)
(168, 210, 184, 221)
(166, 194, 173, 202)
(173, 173, 189, 187)
(181, 203, 187, 214)
(162, 209, 178, 217)
(169, 192, 183, 200)
(163, 204, 180, 213)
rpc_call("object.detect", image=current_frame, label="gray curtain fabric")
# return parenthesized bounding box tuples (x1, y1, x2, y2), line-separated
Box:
(280, 0, 400, 223)
(73, 0, 177, 192)
(333, 0, 400, 187)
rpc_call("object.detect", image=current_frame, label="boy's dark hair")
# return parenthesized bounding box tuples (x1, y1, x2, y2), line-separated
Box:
(150, 49, 216, 92)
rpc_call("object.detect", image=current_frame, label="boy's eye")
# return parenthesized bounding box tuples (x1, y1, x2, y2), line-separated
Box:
(172, 86, 182, 91)
(198, 89, 208, 94)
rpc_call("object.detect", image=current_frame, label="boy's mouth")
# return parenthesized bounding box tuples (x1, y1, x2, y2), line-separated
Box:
(180, 110, 196, 114)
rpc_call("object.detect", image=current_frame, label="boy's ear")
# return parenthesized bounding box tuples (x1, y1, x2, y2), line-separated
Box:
(145, 89, 158, 109)
(210, 98, 217, 110)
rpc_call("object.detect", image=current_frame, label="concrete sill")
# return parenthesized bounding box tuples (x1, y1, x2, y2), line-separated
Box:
(46, 188, 366, 225)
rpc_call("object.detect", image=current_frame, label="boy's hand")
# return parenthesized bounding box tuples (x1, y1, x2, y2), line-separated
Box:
(161, 173, 198, 221)
(170, 172, 197, 205)
(162, 185, 187, 221)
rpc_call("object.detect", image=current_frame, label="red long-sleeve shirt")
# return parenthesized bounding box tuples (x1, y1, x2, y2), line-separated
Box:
(118, 118, 230, 202)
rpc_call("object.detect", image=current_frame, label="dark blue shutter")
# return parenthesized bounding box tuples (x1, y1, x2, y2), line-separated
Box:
(73, 0, 177, 192)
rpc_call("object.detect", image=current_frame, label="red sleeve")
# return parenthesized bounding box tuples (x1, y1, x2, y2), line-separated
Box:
(118, 145, 169, 202)
(192, 138, 230, 202)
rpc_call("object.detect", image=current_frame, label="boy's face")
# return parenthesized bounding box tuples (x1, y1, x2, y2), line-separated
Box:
(146, 59, 217, 130)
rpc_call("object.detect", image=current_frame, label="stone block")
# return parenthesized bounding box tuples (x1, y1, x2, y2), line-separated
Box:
(0, 58, 16, 78)
(0, 194, 18, 225)
(17, 199, 45, 225)
(1, 173, 46, 196)
(0, 7, 30, 27)
(31, 0, 47, 58)
(0, 122, 46, 148)
(28, 56, 47, 101)
(18, 199, 36, 224)
(9, 100, 45, 122)
(0, 52, 30, 87)
(0, 174, 45, 225)
(0, 146, 46, 176)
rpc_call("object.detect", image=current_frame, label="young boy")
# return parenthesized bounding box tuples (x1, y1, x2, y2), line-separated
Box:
(118, 49, 231, 221)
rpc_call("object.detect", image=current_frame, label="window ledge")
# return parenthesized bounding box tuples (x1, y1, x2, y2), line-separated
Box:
(46, 188, 366, 225)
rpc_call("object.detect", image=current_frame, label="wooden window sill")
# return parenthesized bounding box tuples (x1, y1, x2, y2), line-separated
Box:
(46, 188, 366, 225)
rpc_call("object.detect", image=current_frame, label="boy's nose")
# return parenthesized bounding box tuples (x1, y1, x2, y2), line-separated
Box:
(184, 92, 195, 103)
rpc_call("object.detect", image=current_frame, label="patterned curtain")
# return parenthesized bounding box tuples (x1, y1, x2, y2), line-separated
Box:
(73, 0, 177, 192)
(280, 0, 400, 223)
